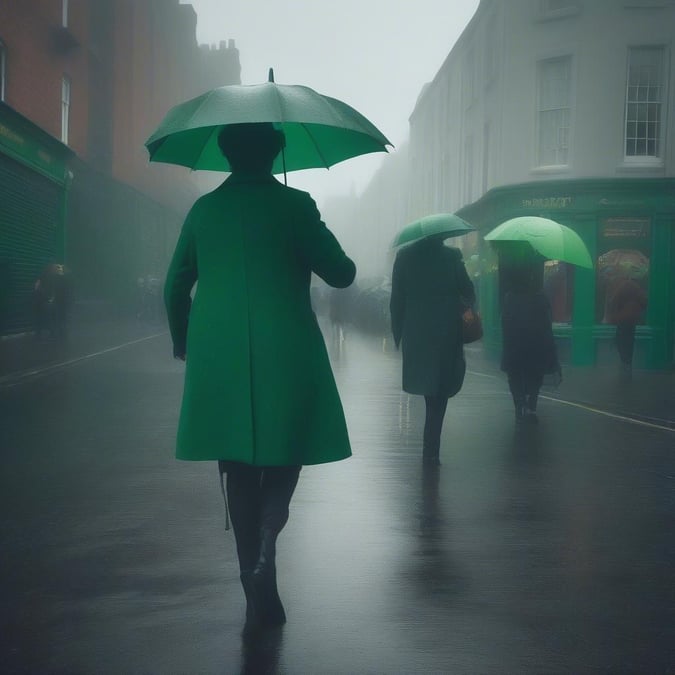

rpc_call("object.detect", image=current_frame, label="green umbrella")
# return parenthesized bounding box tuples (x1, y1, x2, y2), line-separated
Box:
(391, 213, 475, 248)
(145, 69, 391, 177)
(484, 216, 593, 269)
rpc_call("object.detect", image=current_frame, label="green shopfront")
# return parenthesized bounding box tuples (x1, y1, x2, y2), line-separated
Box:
(457, 178, 675, 369)
(0, 102, 72, 335)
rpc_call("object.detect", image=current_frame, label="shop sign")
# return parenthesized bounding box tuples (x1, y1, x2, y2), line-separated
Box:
(521, 196, 572, 208)
(0, 119, 66, 183)
(601, 217, 650, 239)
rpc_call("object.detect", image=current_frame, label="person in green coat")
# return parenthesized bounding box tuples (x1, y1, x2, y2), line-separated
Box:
(390, 235, 475, 465)
(164, 123, 356, 633)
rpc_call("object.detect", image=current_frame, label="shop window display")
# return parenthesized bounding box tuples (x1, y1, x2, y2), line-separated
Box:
(595, 217, 650, 325)
(544, 260, 574, 323)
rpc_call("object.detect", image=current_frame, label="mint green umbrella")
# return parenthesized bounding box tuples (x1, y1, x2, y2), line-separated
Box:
(391, 213, 475, 248)
(145, 69, 391, 177)
(484, 216, 593, 269)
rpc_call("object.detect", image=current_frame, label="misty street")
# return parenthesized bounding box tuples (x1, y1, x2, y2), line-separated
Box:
(1, 323, 673, 675)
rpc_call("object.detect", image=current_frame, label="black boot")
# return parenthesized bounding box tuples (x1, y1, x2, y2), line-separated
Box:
(251, 466, 301, 627)
(512, 394, 526, 424)
(252, 528, 286, 626)
(525, 394, 539, 424)
(224, 465, 264, 631)
(240, 570, 263, 633)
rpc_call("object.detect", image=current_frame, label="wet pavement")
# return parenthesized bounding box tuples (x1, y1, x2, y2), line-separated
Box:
(1, 321, 674, 674)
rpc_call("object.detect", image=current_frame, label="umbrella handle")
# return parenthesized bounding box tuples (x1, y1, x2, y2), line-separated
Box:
(282, 146, 287, 185)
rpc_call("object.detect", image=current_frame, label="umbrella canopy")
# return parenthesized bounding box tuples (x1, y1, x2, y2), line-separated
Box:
(391, 213, 475, 248)
(145, 70, 391, 175)
(484, 216, 593, 269)
(597, 248, 649, 280)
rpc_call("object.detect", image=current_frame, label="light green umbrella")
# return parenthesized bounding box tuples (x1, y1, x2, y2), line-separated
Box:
(145, 69, 391, 178)
(391, 213, 475, 248)
(484, 216, 593, 268)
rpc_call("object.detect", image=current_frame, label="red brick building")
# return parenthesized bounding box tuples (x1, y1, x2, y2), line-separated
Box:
(0, 0, 240, 333)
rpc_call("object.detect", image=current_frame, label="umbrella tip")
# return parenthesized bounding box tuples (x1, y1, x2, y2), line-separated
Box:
(268, 68, 274, 83)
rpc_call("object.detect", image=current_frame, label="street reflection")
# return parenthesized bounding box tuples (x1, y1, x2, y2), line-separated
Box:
(239, 626, 284, 675)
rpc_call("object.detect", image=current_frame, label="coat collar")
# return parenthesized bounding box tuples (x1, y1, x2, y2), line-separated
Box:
(223, 171, 281, 186)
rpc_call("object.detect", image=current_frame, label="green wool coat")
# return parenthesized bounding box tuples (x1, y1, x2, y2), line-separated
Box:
(164, 172, 356, 466)
(390, 241, 475, 397)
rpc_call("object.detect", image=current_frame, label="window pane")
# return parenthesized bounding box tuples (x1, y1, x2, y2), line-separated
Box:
(544, 261, 574, 324)
(538, 56, 571, 165)
(625, 47, 665, 158)
(596, 224, 650, 328)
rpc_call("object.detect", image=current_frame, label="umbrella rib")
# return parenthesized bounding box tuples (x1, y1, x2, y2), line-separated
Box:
(299, 122, 331, 168)
(192, 124, 225, 170)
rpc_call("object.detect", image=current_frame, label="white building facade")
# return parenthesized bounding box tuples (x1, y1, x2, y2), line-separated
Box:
(404, 0, 675, 367)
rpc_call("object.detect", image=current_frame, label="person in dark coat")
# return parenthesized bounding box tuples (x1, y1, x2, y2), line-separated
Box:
(603, 275, 648, 372)
(500, 264, 560, 424)
(164, 123, 356, 634)
(33, 263, 72, 340)
(390, 235, 475, 464)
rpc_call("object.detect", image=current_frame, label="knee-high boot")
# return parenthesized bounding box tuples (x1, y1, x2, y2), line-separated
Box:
(252, 466, 301, 626)
(225, 466, 263, 629)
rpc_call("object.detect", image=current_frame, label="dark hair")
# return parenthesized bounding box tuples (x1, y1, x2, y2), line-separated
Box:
(217, 122, 284, 172)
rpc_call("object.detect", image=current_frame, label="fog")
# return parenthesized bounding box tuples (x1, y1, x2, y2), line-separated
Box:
(1, 2, 674, 672)
(181, 0, 480, 203)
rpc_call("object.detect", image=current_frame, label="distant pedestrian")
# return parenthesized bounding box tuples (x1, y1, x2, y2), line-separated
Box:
(328, 285, 353, 343)
(500, 263, 560, 424)
(604, 275, 648, 374)
(33, 262, 72, 340)
(390, 235, 475, 465)
(164, 122, 356, 635)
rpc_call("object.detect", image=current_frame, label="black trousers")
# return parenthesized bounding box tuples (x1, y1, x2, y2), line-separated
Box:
(615, 322, 636, 366)
(423, 395, 449, 458)
(507, 370, 543, 410)
(222, 463, 301, 573)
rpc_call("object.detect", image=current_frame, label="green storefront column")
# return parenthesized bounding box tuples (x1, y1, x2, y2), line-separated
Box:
(570, 216, 597, 366)
(647, 216, 673, 367)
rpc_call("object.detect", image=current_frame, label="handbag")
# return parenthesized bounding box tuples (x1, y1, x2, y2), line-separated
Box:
(461, 307, 483, 344)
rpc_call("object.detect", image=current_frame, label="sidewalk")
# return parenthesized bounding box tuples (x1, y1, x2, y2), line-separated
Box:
(464, 343, 675, 430)
(0, 312, 165, 386)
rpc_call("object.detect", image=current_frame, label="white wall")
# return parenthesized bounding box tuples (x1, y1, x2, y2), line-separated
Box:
(410, 0, 675, 210)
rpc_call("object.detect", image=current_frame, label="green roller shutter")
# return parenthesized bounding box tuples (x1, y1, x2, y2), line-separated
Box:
(0, 153, 61, 334)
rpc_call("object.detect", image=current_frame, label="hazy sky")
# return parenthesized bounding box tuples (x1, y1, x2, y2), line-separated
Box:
(181, 0, 480, 203)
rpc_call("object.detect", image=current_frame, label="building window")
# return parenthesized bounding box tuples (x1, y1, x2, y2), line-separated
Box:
(62, 0, 69, 28)
(61, 75, 71, 144)
(0, 40, 6, 102)
(537, 56, 571, 166)
(624, 47, 666, 160)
